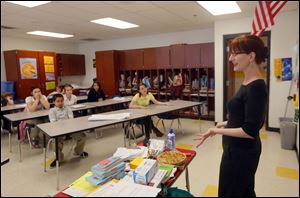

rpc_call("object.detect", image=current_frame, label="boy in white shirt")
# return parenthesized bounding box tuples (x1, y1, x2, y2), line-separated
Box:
(63, 84, 77, 106)
(49, 93, 88, 168)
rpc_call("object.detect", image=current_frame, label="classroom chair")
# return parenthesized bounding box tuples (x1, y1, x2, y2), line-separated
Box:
(155, 114, 184, 134)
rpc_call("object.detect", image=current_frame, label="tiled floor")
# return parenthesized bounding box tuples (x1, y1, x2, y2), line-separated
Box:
(1, 118, 299, 197)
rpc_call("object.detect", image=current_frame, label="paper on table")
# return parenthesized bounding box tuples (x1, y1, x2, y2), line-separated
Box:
(112, 97, 125, 101)
(68, 171, 97, 193)
(88, 113, 130, 121)
(86, 180, 161, 197)
(71, 104, 86, 109)
(113, 146, 148, 161)
(63, 187, 87, 197)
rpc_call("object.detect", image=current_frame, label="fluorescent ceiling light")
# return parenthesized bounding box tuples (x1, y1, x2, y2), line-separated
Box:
(197, 1, 241, 16)
(27, 31, 74, 38)
(6, 1, 51, 8)
(91, 17, 139, 29)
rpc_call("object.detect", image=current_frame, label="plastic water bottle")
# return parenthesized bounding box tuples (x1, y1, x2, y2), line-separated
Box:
(167, 128, 175, 150)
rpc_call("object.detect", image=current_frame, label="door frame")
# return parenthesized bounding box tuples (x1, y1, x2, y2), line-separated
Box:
(223, 31, 275, 132)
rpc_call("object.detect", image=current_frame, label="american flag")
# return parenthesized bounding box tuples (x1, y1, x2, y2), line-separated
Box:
(251, 1, 287, 36)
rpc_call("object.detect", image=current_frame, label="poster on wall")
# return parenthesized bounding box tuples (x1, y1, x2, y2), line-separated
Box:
(44, 56, 54, 65)
(45, 64, 55, 73)
(282, 58, 292, 81)
(274, 58, 282, 81)
(19, 58, 38, 79)
(274, 57, 292, 81)
(45, 73, 55, 81)
(45, 81, 56, 90)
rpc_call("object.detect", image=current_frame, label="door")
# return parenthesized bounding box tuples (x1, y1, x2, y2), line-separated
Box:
(223, 32, 271, 128)
(96, 51, 118, 97)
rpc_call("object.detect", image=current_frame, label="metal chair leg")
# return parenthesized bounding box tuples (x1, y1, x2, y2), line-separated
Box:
(25, 127, 33, 149)
(131, 125, 137, 147)
(170, 119, 174, 128)
(46, 138, 54, 159)
(161, 120, 167, 133)
(178, 118, 184, 134)
(95, 129, 103, 139)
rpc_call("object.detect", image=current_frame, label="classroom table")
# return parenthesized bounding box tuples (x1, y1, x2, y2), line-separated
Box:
(1, 96, 87, 113)
(37, 100, 199, 190)
(37, 109, 147, 190)
(86, 96, 132, 108)
(53, 148, 196, 197)
(3, 103, 96, 161)
(3, 97, 133, 162)
(75, 95, 88, 103)
(128, 100, 200, 117)
(1, 103, 27, 113)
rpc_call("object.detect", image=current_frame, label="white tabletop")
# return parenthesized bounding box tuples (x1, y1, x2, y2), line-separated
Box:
(129, 100, 200, 116)
(76, 95, 88, 102)
(3, 104, 96, 122)
(86, 96, 132, 107)
(1, 103, 26, 112)
(37, 109, 146, 138)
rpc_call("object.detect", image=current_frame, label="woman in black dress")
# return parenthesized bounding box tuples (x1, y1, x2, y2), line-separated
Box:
(194, 35, 268, 197)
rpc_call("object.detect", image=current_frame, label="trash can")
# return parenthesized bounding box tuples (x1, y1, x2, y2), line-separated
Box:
(279, 117, 297, 150)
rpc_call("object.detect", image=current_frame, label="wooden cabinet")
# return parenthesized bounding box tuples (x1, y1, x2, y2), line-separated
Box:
(156, 46, 170, 69)
(3, 50, 57, 99)
(200, 43, 214, 68)
(170, 44, 185, 68)
(143, 48, 156, 69)
(57, 53, 85, 76)
(121, 49, 143, 70)
(185, 44, 201, 68)
(95, 50, 120, 97)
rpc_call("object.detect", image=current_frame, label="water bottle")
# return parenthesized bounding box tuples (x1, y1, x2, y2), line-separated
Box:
(167, 128, 175, 150)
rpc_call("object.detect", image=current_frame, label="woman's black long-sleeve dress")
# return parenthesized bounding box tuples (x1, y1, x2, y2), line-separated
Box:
(219, 79, 267, 197)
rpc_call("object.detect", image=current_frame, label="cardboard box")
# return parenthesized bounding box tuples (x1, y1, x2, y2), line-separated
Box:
(133, 159, 158, 185)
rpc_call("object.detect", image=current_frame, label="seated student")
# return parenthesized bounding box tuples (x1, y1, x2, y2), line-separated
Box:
(25, 86, 50, 147)
(63, 84, 77, 106)
(49, 93, 88, 168)
(1, 92, 14, 132)
(87, 81, 106, 114)
(129, 83, 169, 146)
(47, 85, 64, 102)
(171, 72, 183, 99)
(87, 81, 106, 102)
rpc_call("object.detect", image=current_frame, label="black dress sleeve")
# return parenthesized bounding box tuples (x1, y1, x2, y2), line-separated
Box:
(242, 82, 267, 138)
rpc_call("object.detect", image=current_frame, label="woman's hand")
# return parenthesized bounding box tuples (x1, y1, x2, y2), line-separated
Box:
(194, 128, 216, 148)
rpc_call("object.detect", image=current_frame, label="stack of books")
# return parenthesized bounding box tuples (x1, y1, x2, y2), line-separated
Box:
(86, 157, 125, 186)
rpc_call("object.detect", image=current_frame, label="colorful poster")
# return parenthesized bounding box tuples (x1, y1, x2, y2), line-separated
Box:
(45, 81, 56, 90)
(19, 58, 38, 79)
(45, 64, 55, 73)
(45, 73, 55, 81)
(282, 57, 292, 81)
(274, 58, 282, 81)
(44, 56, 54, 65)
